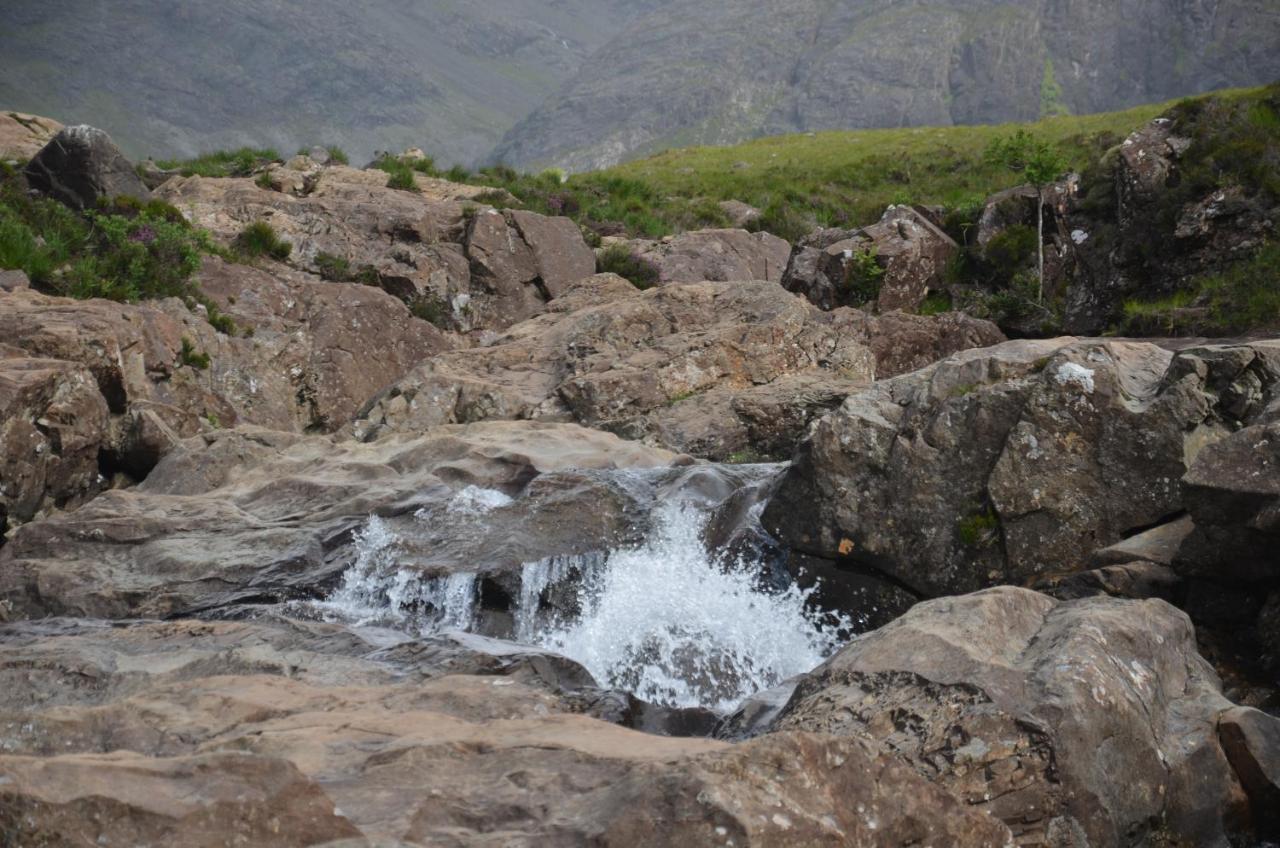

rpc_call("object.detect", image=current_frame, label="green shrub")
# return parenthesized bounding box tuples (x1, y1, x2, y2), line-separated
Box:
(1119, 242, 1280, 335)
(233, 221, 292, 261)
(409, 294, 449, 327)
(843, 247, 885, 303)
(255, 172, 275, 190)
(444, 165, 472, 183)
(314, 251, 352, 281)
(179, 337, 210, 370)
(982, 225, 1037, 285)
(386, 168, 416, 191)
(597, 243, 660, 289)
(326, 146, 350, 166)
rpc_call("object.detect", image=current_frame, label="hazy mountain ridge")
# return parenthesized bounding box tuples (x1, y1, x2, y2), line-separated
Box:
(0, 0, 666, 165)
(492, 0, 1280, 170)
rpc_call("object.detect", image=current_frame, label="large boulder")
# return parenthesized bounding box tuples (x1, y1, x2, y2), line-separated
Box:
(0, 617, 1014, 847)
(24, 125, 151, 209)
(354, 277, 1002, 460)
(157, 168, 596, 334)
(0, 355, 109, 535)
(767, 587, 1270, 847)
(0, 111, 63, 161)
(784, 206, 957, 313)
(764, 338, 1279, 598)
(626, 228, 791, 285)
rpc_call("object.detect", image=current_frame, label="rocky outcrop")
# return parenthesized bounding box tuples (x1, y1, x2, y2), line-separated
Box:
(24, 125, 151, 209)
(764, 338, 1280, 598)
(764, 587, 1270, 847)
(0, 421, 685, 621)
(626, 228, 791, 285)
(354, 277, 1002, 459)
(784, 206, 957, 313)
(157, 166, 596, 334)
(0, 269, 449, 536)
(0, 617, 1014, 846)
(0, 111, 63, 161)
(0, 355, 109, 534)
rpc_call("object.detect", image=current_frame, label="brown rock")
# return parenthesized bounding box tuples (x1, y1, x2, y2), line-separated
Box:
(356, 277, 1001, 460)
(0, 111, 63, 161)
(0, 269, 29, 291)
(770, 587, 1253, 847)
(0, 752, 360, 847)
(0, 355, 109, 532)
(765, 338, 1272, 597)
(1090, 514, 1196, 567)
(0, 617, 1014, 847)
(1218, 706, 1280, 836)
(629, 228, 791, 285)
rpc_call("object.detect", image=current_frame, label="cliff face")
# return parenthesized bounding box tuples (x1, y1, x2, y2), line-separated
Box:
(491, 0, 1280, 171)
(0, 0, 666, 165)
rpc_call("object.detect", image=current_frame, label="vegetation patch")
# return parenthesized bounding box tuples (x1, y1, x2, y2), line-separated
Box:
(842, 247, 885, 304)
(233, 221, 292, 262)
(154, 147, 281, 178)
(958, 509, 1000, 547)
(597, 243, 660, 289)
(179, 337, 210, 370)
(1119, 242, 1280, 335)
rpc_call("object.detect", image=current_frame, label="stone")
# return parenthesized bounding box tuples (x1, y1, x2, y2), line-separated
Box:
(158, 169, 593, 334)
(1032, 560, 1182, 603)
(1176, 419, 1280, 583)
(354, 277, 1001, 460)
(0, 617, 1014, 847)
(1090, 514, 1196, 567)
(769, 587, 1255, 846)
(24, 125, 151, 210)
(0, 356, 109, 533)
(0, 111, 63, 161)
(0, 269, 30, 291)
(1218, 706, 1280, 837)
(0, 752, 361, 847)
(628, 228, 791, 285)
(784, 206, 957, 313)
(764, 338, 1275, 598)
(718, 199, 762, 228)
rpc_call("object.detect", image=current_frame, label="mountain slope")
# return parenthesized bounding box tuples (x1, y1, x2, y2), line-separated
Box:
(491, 0, 1280, 171)
(0, 0, 665, 165)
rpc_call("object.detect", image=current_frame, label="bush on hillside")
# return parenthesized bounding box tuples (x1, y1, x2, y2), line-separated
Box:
(233, 221, 292, 261)
(597, 243, 660, 289)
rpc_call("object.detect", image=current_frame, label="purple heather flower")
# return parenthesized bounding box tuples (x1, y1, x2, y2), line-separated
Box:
(129, 226, 157, 244)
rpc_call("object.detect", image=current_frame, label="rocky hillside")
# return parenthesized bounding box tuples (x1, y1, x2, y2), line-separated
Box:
(493, 0, 1280, 170)
(0, 0, 666, 165)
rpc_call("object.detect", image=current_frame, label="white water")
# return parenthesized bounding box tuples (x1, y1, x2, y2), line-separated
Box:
(319, 486, 848, 712)
(316, 515, 477, 631)
(525, 502, 846, 712)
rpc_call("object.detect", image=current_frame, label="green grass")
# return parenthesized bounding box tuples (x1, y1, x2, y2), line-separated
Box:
(232, 221, 292, 262)
(596, 243, 660, 289)
(0, 164, 210, 302)
(1120, 242, 1280, 335)
(154, 147, 281, 178)
(958, 509, 1000, 547)
(179, 337, 210, 370)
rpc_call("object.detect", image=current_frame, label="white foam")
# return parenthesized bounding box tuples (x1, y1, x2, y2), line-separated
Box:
(526, 502, 848, 712)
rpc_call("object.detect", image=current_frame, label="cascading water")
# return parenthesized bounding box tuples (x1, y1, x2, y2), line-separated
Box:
(317, 478, 849, 712)
(521, 501, 847, 712)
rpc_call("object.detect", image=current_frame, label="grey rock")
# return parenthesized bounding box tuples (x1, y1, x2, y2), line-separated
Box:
(24, 125, 150, 210)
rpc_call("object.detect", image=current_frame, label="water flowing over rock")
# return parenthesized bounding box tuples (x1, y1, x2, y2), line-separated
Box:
(765, 337, 1280, 599)
(354, 277, 1003, 459)
(0, 421, 683, 621)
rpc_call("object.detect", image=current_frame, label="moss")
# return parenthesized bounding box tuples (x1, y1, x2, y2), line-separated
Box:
(958, 509, 1000, 547)
(180, 337, 210, 370)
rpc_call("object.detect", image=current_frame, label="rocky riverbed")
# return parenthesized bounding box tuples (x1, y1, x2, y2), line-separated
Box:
(1, 120, 1278, 847)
